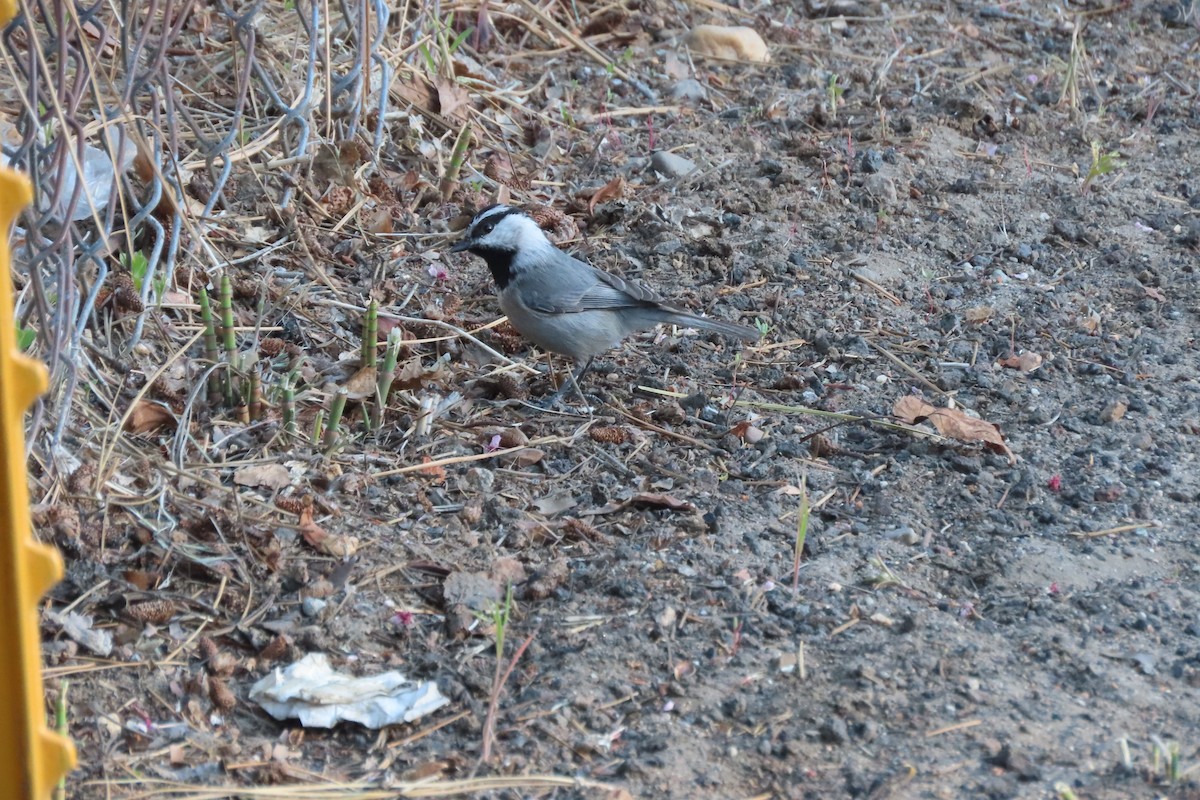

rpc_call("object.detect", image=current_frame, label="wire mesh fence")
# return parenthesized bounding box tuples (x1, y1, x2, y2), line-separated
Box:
(1, 0, 403, 454)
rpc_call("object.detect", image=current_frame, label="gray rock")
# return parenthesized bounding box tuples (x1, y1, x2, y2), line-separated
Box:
(863, 174, 898, 206)
(301, 597, 327, 617)
(860, 149, 883, 173)
(650, 150, 697, 178)
(671, 78, 707, 102)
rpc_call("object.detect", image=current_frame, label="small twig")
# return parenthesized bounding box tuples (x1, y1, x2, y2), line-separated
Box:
(1067, 521, 1159, 539)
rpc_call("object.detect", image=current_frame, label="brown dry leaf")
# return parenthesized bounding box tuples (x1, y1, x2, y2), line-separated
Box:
(126, 400, 177, 434)
(363, 205, 394, 234)
(434, 76, 470, 120)
(312, 140, 368, 187)
(394, 357, 426, 391)
(509, 448, 544, 468)
(584, 492, 698, 516)
(965, 306, 994, 324)
(233, 463, 292, 491)
(1144, 286, 1167, 303)
(491, 556, 527, 587)
(583, 176, 626, 215)
(996, 351, 1043, 373)
(894, 396, 1016, 464)
(297, 501, 358, 557)
(1100, 399, 1127, 424)
(686, 24, 770, 62)
(391, 73, 439, 114)
(343, 364, 378, 400)
(443, 570, 503, 609)
(122, 570, 160, 591)
(631, 493, 697, 512)
(419, 456, 448, 484)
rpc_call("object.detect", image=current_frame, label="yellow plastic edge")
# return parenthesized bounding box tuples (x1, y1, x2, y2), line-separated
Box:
(0, 145, 78, 797)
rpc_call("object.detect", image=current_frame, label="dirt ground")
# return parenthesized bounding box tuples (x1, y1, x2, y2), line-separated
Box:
(25, 1, 1200, 799)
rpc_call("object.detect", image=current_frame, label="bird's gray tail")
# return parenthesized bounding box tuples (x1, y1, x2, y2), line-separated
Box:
(660, 311, 761, 343)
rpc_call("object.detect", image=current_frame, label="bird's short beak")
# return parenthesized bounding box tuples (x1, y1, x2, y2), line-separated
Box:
(450, 237, 472, 253)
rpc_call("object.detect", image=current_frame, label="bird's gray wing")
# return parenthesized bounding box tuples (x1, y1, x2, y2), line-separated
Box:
(522, 254, 665, 314)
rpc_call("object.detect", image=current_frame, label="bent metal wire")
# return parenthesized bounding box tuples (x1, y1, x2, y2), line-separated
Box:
(0, 0, 390, 453)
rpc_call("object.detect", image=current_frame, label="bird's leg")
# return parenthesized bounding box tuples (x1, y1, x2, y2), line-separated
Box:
(534, 356, 596, 412)
(566, 356, 596, 404)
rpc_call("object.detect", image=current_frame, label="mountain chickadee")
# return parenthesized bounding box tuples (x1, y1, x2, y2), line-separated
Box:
(451, 204, 759, 400)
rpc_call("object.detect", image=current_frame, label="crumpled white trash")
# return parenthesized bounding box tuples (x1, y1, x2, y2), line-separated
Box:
(249, 653, 449, 729)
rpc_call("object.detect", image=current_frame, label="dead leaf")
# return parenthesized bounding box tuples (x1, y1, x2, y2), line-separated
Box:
(126, 400, 177, 434)
(582, 176, 626, 215)
(1100, 399, 1127, 424)
(893, 396, 1016, 464)
(996, 351, 1043, 373)
(1144, 286, 1167, 303)
(533, 492, 578, 516)
(363, 205, 394, 235)
(296, 499, 358, 557)
(312, 140, 369, 187)
(508, 448, 544, 468)
(965, 306, 994, 324)
(343, 365, 378, 400)
(234, 463, 292, 491)
(686, 24, 770, 62)
(443, 571, 502, 610)
(582, 492, 698, 516)
(434, 76, 470, 121)
(393, 357, 426, 391)
(419, 456, 448, 484)
(491, 557, 527, 587)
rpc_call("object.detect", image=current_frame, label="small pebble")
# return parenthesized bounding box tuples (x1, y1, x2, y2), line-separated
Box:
(671, 78, 707, 102)
(650, 150, 697, 178)
(860, 149, 884, 173)
(301, 597, 327, 617)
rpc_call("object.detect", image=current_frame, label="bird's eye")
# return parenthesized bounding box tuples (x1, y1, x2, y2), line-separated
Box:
(478, 220, 495, 236)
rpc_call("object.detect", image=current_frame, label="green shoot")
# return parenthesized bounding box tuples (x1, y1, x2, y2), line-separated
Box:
(754, 318, 770, 337)
(198, 285, 221, 403)
(826, 73, 843, 121)
(375, 327, 403, 432)
(418, 43, 437, 75)
(282, 377, 297, 436)
(439, 122, 474, 201)
(791, 476, 809, 596)
(867, 555, 905, 589)
(219, 275, 236, 406)
(53, 680, 68, 800)
(123, 251, 149, 292)
(311, 408, 325, 445)
(324, 388, 348, 453)
(361, 300, 378, 369)
(1081, 141, 1120, 194)
(15, 323, 36, 352)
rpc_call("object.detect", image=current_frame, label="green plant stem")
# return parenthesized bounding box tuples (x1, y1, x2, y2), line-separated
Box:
(791, 476, 809, 597)
(249, 366, 264, 421)
(311, 409, 325, 446)
(219, 275, 236, 406)
(53, 679, 68, 800)
(439, 122, 473, 200)
(361, 300, 378, 369)
(375, 328, 403, 431)
(324, 388, 348, 453)
(283, 379, 297, 436)
(199, 286, 221, 402)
